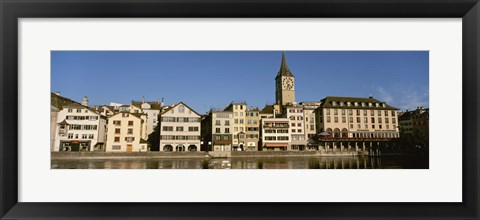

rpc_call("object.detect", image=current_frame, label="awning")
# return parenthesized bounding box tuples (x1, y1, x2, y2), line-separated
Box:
(263, 143, 288, 147)
(214, 140, 231, 145)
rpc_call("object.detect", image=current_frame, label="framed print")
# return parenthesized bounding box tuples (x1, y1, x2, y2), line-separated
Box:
(1, 0, 479, 219)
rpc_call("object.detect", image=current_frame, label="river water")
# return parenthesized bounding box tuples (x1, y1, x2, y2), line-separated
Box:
(51, 155, 428, 169)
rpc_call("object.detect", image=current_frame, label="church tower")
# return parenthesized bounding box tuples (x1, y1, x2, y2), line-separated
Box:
(275, 52, 296, 106)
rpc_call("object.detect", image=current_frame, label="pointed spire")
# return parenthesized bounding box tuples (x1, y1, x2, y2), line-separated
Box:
(276, 51, 294, 78)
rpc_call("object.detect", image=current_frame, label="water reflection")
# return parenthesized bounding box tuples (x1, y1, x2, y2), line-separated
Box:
(52, 155, 428, 169)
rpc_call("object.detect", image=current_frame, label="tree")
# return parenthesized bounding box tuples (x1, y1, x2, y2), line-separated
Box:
(147, 119, 160, 151)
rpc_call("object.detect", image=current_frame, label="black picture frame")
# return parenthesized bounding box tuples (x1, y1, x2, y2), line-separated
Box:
(1, 0, 479, 219)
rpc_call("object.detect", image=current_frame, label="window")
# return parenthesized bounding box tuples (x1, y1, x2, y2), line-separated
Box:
(75, 134, 79, 139)
(122, 113, 129, 117)
(385, 118, 389, 123)
(163, 126, 173, 131)
(291, 129, 296, 133)
(234, 112, 238, 117)
(342, 117, 346, 123)
(341, 109, 345, 115)
(215, 120, 221, 125)
(114, 120, 121, 126)
(334, 109, 338, 115)
(67, 109, 72, 113)
(298, 129, 302, 133)
(392, 118, 396, 124)
(356, 117, 360, 123)
(225, 128, 230, 133)
(278, 136, 289, 141)
(115, 128, 121, 134)
(354, 102, 358, 106)
(234, 127, 238, 132)
(188, 127, 199, 132)
(215, 128, 221, 133)
(378, 110, 382, 116)
(89, 134, 94, 139)
(363, 110, 367, 116)
(176, 127, 184, 131)
(128, 121, 134, 126)
(178, 105, 185, 113)
(379, 125, 382, 129)
(326, 109, 330, 115)
(334, 117, 338, 123)
(385, 110, 389, 116)
(371, 110, 375, 116)
(67, 133, 73, 139)
(126, 128, 132, 134)
(225, 121, 230, 126)
(340, 102, 344, 106)
(357, 124, 361, 129)
(372, 125, 375, 129)
(364, 117, 368, 123)
(112, 145, 121, 150)
(240, 112, 243, 117)
(350, 124, 353, 129)
(349, 117, 353, 123)
(386, 125, 390, 129)
(291, 123, 295, 127)
(378, 118, 382, 123)
(297, 123, 301, 126)
(371, 117, 375, 123)
(265, 136, 276, 141)
(240, 119, 244, 124)
(327, 116, 331, 123)
(348, 109, 352, 115)
(77, 109, 81, 113)
(114, 137, 120, 142)
(125, 137, 135, 142)
(391, 111, 396, 116)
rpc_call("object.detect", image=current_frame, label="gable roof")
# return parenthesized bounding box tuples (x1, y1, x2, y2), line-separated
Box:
(319, 96, 399, 110)
(260, 105, 275, 114)
(51, 92, 80, 110)
(131, 101, 161, 110)
(276, 52, 294, 79)
(160, 102, 201, 117)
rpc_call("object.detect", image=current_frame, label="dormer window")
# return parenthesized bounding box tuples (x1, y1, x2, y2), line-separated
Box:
(339, 102, 344, 106)
(347, 102, 351, 106)
(179, 105, 185, 113)
(332, 101, 337, 106)
(354, 102, 358, 107)
(368, 103, 373, 107)
(382, 103, 386, 107)
(361, 102, 366, 107)
(375, 103, 379, 107)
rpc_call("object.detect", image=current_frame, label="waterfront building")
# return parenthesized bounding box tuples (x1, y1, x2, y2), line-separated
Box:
(300, 101, 322, 146)
(50, 92, 81, 151)
(260, 118, 291, 151)
(224, 102, 247, 151)
(105, 112, 148, 152)
(259, 104, 281, 119)
(275, 52, 296, 107)
(284, 105, 306, 150)
(245, 108, 261, 151)
(159, 102, 201, 152)
(398, 107, 429, 134)
(201, 110, 233, 152)
(314, 96, 400, 152)
(131, 97, 163, 137)
(54, 102, 107, 151)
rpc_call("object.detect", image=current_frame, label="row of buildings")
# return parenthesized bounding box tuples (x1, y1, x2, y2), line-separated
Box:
(51, 52, 427, 152)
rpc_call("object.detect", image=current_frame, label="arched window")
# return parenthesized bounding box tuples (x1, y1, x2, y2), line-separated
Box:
(163, 145, 173, 152)
(334, 128, 340, 138)
(341, 128, 348, 138)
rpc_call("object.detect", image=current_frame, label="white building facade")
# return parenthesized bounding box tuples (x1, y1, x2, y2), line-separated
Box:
(159, 102, 201, 152)
(54, 103, 107, 151)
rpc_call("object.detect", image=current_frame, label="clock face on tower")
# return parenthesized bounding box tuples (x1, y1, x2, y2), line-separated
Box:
(282, 77, 294, 90)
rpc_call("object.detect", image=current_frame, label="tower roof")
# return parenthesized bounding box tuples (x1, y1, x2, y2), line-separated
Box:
(276, 51, 294, 78)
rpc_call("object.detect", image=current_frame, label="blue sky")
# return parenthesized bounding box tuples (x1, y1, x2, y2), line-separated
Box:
(51, 51, 429, 114)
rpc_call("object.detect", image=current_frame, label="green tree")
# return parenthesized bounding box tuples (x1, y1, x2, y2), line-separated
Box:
(147, 119, 160, 151)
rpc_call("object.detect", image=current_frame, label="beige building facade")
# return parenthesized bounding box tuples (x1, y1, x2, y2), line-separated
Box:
(315, 96, 400, 139)
(105, 112, 148, 152)
(260, 118, 291, 151)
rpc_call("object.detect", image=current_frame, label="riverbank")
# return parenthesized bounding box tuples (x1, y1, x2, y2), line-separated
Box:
(51, 151, 370, 160)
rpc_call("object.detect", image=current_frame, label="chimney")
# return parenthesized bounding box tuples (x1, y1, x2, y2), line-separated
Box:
(142, 96, 145, 104)
(161, 98, 164, 107)
(82, 96, 89, 107)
